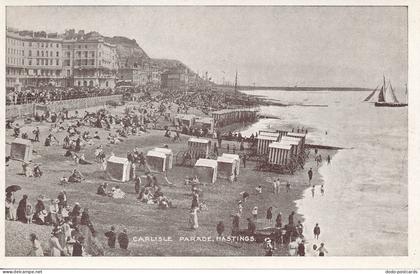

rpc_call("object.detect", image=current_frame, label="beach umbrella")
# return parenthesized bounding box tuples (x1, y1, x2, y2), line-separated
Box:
(6, 185, 21, 193)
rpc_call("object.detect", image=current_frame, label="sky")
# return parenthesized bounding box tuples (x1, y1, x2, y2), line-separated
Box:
(6, 6, 408, 88)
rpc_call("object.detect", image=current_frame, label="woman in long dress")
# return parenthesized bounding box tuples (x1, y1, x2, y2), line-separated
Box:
(28, 233, 44, 256)
(49, 230, 65, 256)
(189, 208, 199, 230)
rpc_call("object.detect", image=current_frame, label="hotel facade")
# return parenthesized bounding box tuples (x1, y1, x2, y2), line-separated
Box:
(6, 28, 118, 90)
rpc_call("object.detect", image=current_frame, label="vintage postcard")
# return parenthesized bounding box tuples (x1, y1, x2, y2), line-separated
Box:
(1, 0, 419, 270)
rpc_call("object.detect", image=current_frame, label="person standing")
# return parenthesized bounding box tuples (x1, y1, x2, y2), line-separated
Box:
(297, 241, 306, 256)
(189, 208, 199, 230)
(118, 228, 129, 250)
(266, 207, 273, 225)
(216, 221, 225, 237)
(275, 213, 282, 228)
(104, 226, 117, 248)
(313, 223, 321, 240)
(288, 211, 295, 226)
(16, 194, 28, 223)
(72, 236, 85, 256)
(286, 181, 291, 193)
(242, 154, 246, 168)
(134, 176, 141, 195)
(308, 168, 313, 184)
(272, 179, 277, 194)
(311, 185, 315, 198)
(247, 218, 256, 236)
(327, 155, 331, 164)
(321, 185, 325, 196)
(28, 233, 44, 256)
(49, 229, 65, 256)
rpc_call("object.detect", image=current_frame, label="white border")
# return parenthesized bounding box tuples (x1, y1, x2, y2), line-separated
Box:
(0, 0, 419, 269)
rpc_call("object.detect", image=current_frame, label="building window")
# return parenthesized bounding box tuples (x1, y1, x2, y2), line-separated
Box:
(83, 80, 87, 86)
(56, 51, 59, 57)
(50, 59, 53, 65)
(37, 50, 39, 57)
(56, 43, 59, 48)
(29, 42, 32, 47)
(67, 70, 70, 76)
(46, 51, 48, 57)
(22, 42, 25, 47)
(29, 60, 32, 66)
(37, 59, 39, 65)
(56, 59, 59, 66)
(29, 50, 31, 56)
(106, 81, 108, 87)
(46, 43, 49, 48)
(78, 81, 81, 86)
(41, 51, 44, 57)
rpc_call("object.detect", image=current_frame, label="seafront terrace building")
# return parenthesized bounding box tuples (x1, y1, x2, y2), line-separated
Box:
(6, 29, 63, 89)
(6, 28, 118, 90)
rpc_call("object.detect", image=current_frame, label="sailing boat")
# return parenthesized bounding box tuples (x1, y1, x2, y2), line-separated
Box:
(363, 76, 408, 107)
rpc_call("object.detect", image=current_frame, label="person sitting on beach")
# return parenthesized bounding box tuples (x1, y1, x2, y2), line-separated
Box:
(68, 169, 84, 183)
(33, 164, 43, 177)
(97, 183, 107, 196)
(255, 185, 263, 194)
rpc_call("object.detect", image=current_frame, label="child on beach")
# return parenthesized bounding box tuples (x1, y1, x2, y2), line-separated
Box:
(317, 243, 328, 256)
(255, 185, 262, 194)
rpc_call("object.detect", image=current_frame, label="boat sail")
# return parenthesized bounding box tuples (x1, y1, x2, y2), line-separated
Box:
(363, 76, 407, 107)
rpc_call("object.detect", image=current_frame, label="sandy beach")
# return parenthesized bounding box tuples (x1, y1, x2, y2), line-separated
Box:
(5, 110, 328, 256)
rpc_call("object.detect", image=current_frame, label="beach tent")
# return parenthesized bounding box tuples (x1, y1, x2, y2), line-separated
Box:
(106, 156, 131, 182)
(146, 150, 167, 173)
(268, 142, 292, 166)
(193, 158, 218, 184)
(286, 132, 306, 152)
(10, 138, 33, 162)
(195, 117, 214, 133)
(257, 135, 278, 155)
(153, 147, 173, 170)
(221, 153, 240, 175)
(281, 136, 302, 155)
(217, 156, 236, 181)
(188, 137, 211, 159)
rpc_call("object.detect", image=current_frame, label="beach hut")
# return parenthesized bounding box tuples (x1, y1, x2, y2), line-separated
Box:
(153, 147, 174, 170)
(286, 132, 306, 152)
(176, 114, 196, 128)
(10, 138, 33, 162)
(268, 142, 292, 167)
(281, 136, 302, 155)
(146, 150, 167, 173)
(195, 117, 214, 133)
(188, 137, 211, 159)
(193, 158, 218, 184)
(106, 156, 131, 182)
(279, 138, 300, 157)
(217, 156, 236, 181)
(259, 131, 280, 141)
(221, 153, 240, 175)
(257, 135, 278, 155)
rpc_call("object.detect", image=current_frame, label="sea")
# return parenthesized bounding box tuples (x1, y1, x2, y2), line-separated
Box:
(240, 89, 408, 256)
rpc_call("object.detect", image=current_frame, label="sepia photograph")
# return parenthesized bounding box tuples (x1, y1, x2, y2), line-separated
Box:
(2, 3, 414, 263)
